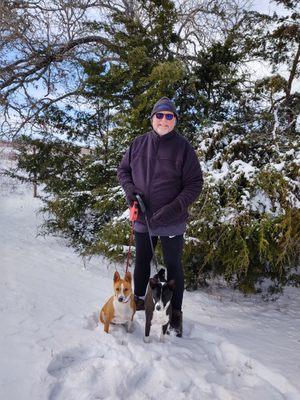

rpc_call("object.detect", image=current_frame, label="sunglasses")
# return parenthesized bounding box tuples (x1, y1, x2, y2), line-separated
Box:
(155, 112, 175, 121)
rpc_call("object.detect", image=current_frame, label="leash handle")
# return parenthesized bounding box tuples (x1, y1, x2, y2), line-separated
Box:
(135, 194, 146, 213)
(129, 201, 139, 221)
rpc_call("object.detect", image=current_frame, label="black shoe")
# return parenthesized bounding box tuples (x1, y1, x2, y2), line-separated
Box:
(170, 308, 183, 337)
(134, 295, 145, 311)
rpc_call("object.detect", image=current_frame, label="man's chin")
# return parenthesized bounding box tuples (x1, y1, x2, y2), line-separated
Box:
(156, 128, 171, 135)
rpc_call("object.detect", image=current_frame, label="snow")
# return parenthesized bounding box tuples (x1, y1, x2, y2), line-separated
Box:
(250, 189, 283, 216)
(206, 160, 257, 185)
(219, 207, 238, 224)
(1, 157, 300, 400)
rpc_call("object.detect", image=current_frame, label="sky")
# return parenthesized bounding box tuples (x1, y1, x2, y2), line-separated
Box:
(250, 0, 291, 15)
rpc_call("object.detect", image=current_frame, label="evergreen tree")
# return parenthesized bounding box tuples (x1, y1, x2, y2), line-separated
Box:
(183, 0, 300, 293)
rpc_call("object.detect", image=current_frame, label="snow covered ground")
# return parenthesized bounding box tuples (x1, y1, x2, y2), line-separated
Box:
(1, 155, 300, 400)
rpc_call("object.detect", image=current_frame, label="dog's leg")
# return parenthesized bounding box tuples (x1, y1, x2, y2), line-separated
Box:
(102, 312, 110, 333)
(159, 332, 165, 342)
(160, 323, 168, 342)
(99, 310, 104, 324)
(126, 320, 133, 333)
(144, 322, 151, 343)
(100, 311, 110, 333)
(104, 320, 110, 333)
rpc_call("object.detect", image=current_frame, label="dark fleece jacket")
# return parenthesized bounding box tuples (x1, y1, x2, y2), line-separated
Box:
(117, 129, 203, 227)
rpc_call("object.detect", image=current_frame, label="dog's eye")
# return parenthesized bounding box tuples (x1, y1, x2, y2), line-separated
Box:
(116, 288, 120, 291)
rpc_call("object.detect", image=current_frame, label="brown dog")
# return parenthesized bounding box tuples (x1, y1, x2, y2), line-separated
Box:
(99, 271, 136, 333)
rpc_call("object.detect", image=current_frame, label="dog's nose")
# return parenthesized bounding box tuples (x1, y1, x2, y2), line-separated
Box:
(118, 297, 124, 302)
(156, 305, 161, 311)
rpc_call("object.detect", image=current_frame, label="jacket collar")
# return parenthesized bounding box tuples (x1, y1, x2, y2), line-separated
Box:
(150, 129, 177, 142)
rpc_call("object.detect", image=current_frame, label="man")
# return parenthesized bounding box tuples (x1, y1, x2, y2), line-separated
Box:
(117, 97, 203, 337)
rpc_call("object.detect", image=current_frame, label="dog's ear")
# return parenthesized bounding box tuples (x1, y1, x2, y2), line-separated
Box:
(114, 271, 121, 283)
(167, 279, 176, 291)
(149, 278, 158, 289)
(124, 271, 132, 283)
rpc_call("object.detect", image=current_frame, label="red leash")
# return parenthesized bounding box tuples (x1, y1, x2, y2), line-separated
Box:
(125, 201, 139, 273)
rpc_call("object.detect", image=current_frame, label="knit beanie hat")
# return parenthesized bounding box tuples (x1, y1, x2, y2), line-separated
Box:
(150, 97, 178, 119)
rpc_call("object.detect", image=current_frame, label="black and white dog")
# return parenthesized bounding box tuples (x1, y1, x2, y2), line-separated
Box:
(144, 268, 175, 343)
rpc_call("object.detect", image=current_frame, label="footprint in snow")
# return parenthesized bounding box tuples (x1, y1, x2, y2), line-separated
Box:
(183, 319, 195, 338)
(47, 346, 92, 378)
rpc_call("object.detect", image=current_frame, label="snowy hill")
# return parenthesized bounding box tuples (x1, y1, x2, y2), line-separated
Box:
(1, 153, 300, 400)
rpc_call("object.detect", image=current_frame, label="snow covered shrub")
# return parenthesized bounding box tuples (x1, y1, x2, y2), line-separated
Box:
(12, 135, 127, 254)
(88, 218, 133, 262)
(42, 182, 127, 254)
(184, 122, 300, 292)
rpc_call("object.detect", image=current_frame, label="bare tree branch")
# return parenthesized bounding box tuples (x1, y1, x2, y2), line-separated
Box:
(0, 0, 251, 139)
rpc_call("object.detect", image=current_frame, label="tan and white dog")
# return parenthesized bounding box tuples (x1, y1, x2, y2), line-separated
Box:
(99, 271, 136, 333)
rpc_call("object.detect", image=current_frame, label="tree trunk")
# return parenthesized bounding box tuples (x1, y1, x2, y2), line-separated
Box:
(33, 180, 37, 198)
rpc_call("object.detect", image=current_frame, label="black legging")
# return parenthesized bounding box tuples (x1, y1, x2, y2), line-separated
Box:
(134, 231, 184, 311)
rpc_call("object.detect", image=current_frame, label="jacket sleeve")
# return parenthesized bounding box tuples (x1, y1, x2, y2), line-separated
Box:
(117, 145, 139, 204)
(176, 143, 203, 209)
(151, 143, 203, 225)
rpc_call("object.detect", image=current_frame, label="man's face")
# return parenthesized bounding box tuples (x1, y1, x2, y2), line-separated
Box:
(152, 112, 176, 136)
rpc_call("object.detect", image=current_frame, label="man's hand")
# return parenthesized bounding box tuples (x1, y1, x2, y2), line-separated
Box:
(125, 185, 144, 206)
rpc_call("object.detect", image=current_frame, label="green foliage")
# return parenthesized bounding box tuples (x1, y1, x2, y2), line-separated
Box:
(192, 40, 244, 119)
(181, 131, 300, 292)
(185, 202, 300, 292)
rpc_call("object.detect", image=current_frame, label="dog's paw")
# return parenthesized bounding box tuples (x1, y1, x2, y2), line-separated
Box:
(166, 327, 178, 337)
(143, 336, 150, 343)
(126, 321, 134, 333)
(159, 333, 165, 343)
